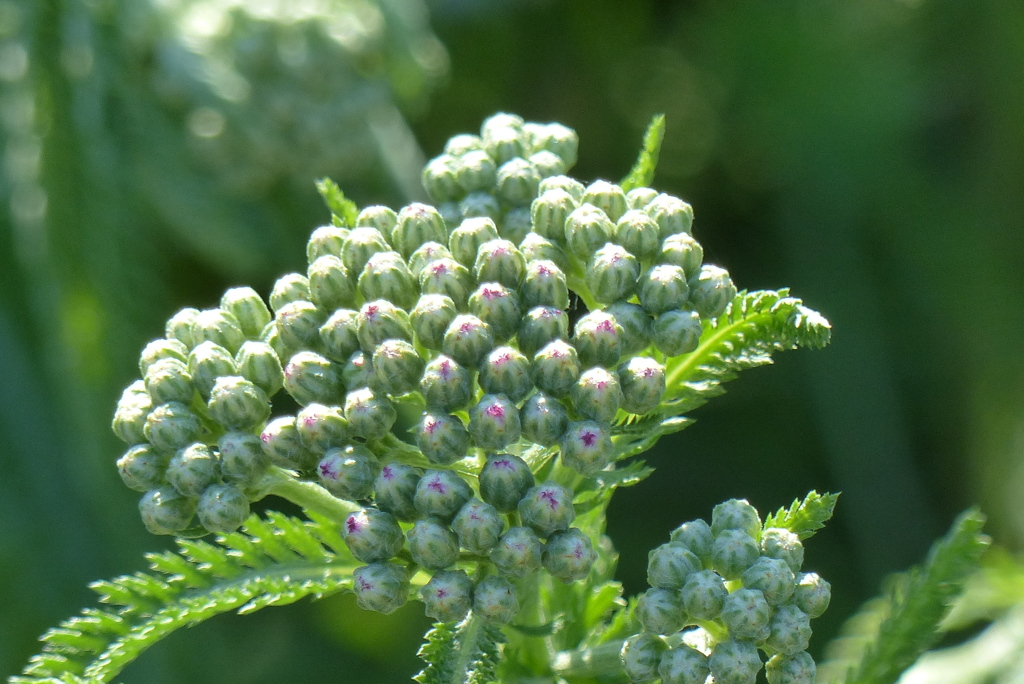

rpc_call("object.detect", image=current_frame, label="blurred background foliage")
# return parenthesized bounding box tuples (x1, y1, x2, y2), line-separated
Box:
(1, 0, 1023, 681)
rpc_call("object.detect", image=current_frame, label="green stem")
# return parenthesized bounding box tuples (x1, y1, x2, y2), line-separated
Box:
(264, 468, 360, 524)
(663, 309, 772, 389)
(550, 641, 627, 681)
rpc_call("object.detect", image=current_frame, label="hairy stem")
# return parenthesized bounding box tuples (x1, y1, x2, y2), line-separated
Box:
(265, 469, 360, 524)
(550, 641, 626, 680)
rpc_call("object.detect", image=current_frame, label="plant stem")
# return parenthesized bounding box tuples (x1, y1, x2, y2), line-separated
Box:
(550, 641, 627, 680)
(264, 468, 359, 524)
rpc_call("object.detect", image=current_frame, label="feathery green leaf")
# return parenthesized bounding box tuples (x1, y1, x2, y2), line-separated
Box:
(764, 491, 840, 540)
(621, 114, 666, 192)
(315, 177, 359, 227)
(415, 615, 506, 684)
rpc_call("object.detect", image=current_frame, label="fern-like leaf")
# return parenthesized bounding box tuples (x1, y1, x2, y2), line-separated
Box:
(817, 508, 990, 684)
(466, 622, 505, 684)
(763, 491, 840, 540)
(621, 114, 666, 192)
(415, 621, 461, 684)
(10, 512, 358, 684)
(315, 177, 359, 227)
(414, 615, 506, 684)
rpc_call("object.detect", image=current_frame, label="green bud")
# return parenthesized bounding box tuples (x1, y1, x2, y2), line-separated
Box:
(342, 351, 380, 393)
(144, 402, 202, 451)
(235, 341, 284, 396)
(414, 469, 473, 522)
(518, 306, 569, 358)
(604, 302, 653, 357)
(709, 639, 762, 684)
(220, 287, 272, 339)
(452, 499, 504, 555)
(357, 300, 413, 352)
(261, 321, 291, 362)
(342, 226, 392, 278)
(636, 587, 686, 636)
(659, 645, 711, 684)
(165, 308, 201, 348)
(653, 310, 702, 357)
(560, 420, 613, 475)
(614, 210, 661, 260)
(519, 233, 569, 271)
(621, 633, 668, 683)
(359, 251, 418, 310)
(479, 347, 532, 402)
(475, 239, 526, 289)
(218, 431, 268, 488)
(374, 463, 422, 522)
(446, 133, 484, 157)
(139, 486, 197, 535)
(766, 652, 816, 684)
(422, 569, 474, 623)
(483, 127, 525, 166)
(318, 445, 378, 501)
(448, 216, 499, 267)
(408, 517, 460, 571)
(794, 572, 831, 618)
(533, 339, 581, 397)
(586, 244, 641, 304)
(275, 300, 328, 351)
(571, 367, 622, 423)
(741, 557, 796, 606)
(490, 526, 543, 577)
(356, 205, 399, 238)
(499, 206, 532, 245)
(394, 203, 447, 260)
(306, 224, 348, 263)
(539, 175, 585, 202)
(167, 443, 220, 498)
(766, 605, 811, 656)
(419, 257, 473, 310)
(422, 154, 463, 204)
(582, 180, 628, 222)
(711, 529, 760, 580)
(626, 187, 659, 210)
(680, 569, 728, 620)
(468, 284, 521, 343)
(295, 403, 349, 453)
(420, 355, 473, 412)
(415, 412, 471, 466)
(408, 241, 453, 280)
(689, 265, 736, 319)
(117, 444, 169, 492)
(473, 575, 519, 623)
(208, 376, 270, 431)
(442, 314, 494, 368)
(197, 483, 249, 534)
(543, 528, 596, 582)
(284, 351, 342, 406)
(496, 158, 541, 206)
(522, 260, 569, 310)
(573, 311, 623, 368)
(353, 562, 409, 614)
(479, 454, 535, 513)
(639, 265, 690, 315)
(670, 518, 713, 560)
(646, 194, 694, 240)
(712, 499, 762, 538)
(518, 483, 575, 538)
(269, 273, 311, 313)
(343, 507, 404, 563)
(140, 338, 188, 376)
(456, 149, 498, 194)
(618, 357, 666, 414)
(260, 416, 316, 470)
(761, 528, 805, 573)
(528, 150, 566, 178)
(520, 392, 569, 446)
(372, 339, 425, 396)
(565, 204, 614, 260)
(531, 189, 577, 242)
(469, 394, 522, 450)
(660, 233, 704, 278)
(459, 191, 502, 223)
(308, 255, 356, 311)
(192, 309, 245, 355)
(144, 358, 194, 405)
(410, 295, 458, 351)
(319, 309, 361, 362)
(538, 123, 578, 168)
(721, 588, 771, 641)
(344, 387, 397, 438)
(648, 542, 701, 590)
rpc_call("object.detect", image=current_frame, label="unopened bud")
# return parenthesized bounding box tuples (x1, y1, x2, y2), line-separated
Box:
(564, 204, 614, 260)
(521, 260, 569, 311)
(166, 308, 201, 348)
(140, 338, 188, 376)
(473, 575, 519, 623)
(483, 125, 525, 166)
(448, 216, 499, 267)
(343, 508, 404, 563)
(372, 339, 425, 396)
(520, 392, 569, 447)
(469, 283, 522, 343)
(221, 287, 272, 339)
(188, 342, 237, 397)
(621, 633, 667, 683)
(539, 175, 585, 202)
(117, 444, 169, 492)
(374, 463, 422, 522)
(614, 210, 661, 260)
(794, 572, 831, 619)
(442, 314, 494, 368)
(646, 194, 694, 240)
(721, 588, 771, 641)
(415, 412, 471, 466)
(766, 652, 816, 684)
(422, 569, 474, 623)
(660, 233, 704, 279)
(518, 483, 574, 538)
(711, 530, 760, 580)
(626, 187, 659, 210)
(531, 189, 577, 242)
(709, 639, 762, 684)
(410, 295, 459, 351)
(355, 205, 399, 240)
(479, 454, 535, 513)
(139, 486, 197, 535)
(742, 557, 796, 606)
(586, 243, 640, 304)
(295, 403, 349, 453)
(408, 241, 453, 280)
(582, 180, 628, 222)
(192, 309, 245, 355)
(659, 645, 710, 684)
(218, 431, 268, 487)
(618, 357, 666, 415)
(560, 420, 613, 475)
(496, 158, 541, 206)
(604, 302, 653, 357)
(319, 309, 361, 363)
(469, 394, 522, 450)
(479, 347, 532, 402)
(408, 517, 460, 571)
(359, 251, 418, 310)
(532, 340, 581, 397)
(422, 154, 463, 204)
(167, 443, 220, 498)
(342, 226, 392, 278)
(543, 528, 596, 582)
(490, 526, 542, 577)
(446, 133, 484, 157)
(712, 499, 762, 538)
(260, 416, 316, 471)
(318, 445, 379, 501)
(394, 203, 447, 260)
(208, 376, 270, 431)
(519, 233, 569, 270)
(275, 300, 327, 351)
(636, 588, 686, 636)
(670, 518, 713, 560)
(353, 562, 409, 614)
(475, 239, 526, 289)
(308, 255, 356, 311)
(766, 605, 812, 656)
(357, 300, 413, 352)
(456, 149, 497, 194)
(571, 368, 622, 422)
(419, 257, 473, 310)
(144, 358, 194, 405)
(459, 191, 501, 223)
(528, 149, 566, 178)
(639, 265, 690, 315)
(198, 483, 250, 534)
(518, 306, 569, 358)
(538, 123, 578, 168)
(235, 341, 284, 396)
(342, 351, 379, 393)
(414, 469, 473, 522)
(681, 569, 728, 620)
(452, 499, 504, 555)
(144, 402, 202, 451)
(761, 528, 805, 573)
(648, 542, 701, 590)
(689, 265, 736, 319)
(653, 310, 702, 357)
(307, 224, 348, 263)
(344, 387, 396, 439)
(573, 311, 623, 368)
(284, 351, 342, 406)
(420, 355, 473, 412)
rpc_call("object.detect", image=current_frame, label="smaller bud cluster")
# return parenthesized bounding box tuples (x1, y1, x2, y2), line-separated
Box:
(621, 499, 831, 684)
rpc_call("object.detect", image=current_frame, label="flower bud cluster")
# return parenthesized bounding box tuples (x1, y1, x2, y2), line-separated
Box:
(621, 500, 831, 684)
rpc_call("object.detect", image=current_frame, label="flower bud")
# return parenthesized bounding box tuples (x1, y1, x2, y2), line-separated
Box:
(518, 483, 574, 538)
(490, 526, 542, 577)
(680, 569, 728, 620)
(420, 355, 472, 412)
(318, 445, 378, 501)
(359, 251, 418, 310)
(636, 588, 686, 635)
(648, 542, 701, 590)
(538, 123, 578, 168)
(221, 287, 272, 339)
(357, 300, 413, 352)
(564, 204, 614, 260)
(342, 350, 381, 393)
(689, 265, 737, 319)
(646, 194, 694, 240)
(167, 443, 220, 498)
(422, 569, 474, 623)
(659, 645, 711, 684)
(139, 338, 189, 376)
(165, 308, 201, 348)
(639, 265, 690, 315)
(284, 351, 342, 406)
(528, 150, 566, 178)
(521, 260, 569, 311)
(533, 340, 581, 397)
(478, 347, 532, 402)
(307, 224, 348, 263)
(483, 126, 525, 166)
(188, 341, 237, 397)
(618, 357, 666, 415)
(621, 633, 667, 683)
(571, 368, 622, 422)
(539, 175, 585, 202)
(144, 358, 194, 405)
(479, 454, 535, 513)
(452, 499, 503, 555)
(653, 311, 702, 357)
(582, 180, 628, 222)
(374, 463, 422, 522)
(197, 483, 249, 534)
(416, 412, 471, 466)
(372, 339, 425, 396)
(573, 311, 623, 368)
(560, 420, 613, 475)
(442, 314, 494, 368)
(218, 431, 268, 487)
(438, 202, 461, 232)
(459, 191, 502, 223)
(531, 189, 577, 242)
(353, 562, 409, 614)
(794, 573, 831, 619)
(626, 187, 659, 210)
(419, 257, 473, 310)
(343, 507, 405, 562)
(342, 226, 392, 278)
(269, 273, 311, 313)
(409, 295, 457, 352)
(117, 444, 169, 492)
(456, 149, 497, 194)
(660, 233, 704, 278)
(742, 557, 796, 606)
(208, 376, 271, 430)
(139, 486, 197, 535)
(721, 588, 771, 641)
(468, 284, 522, 343)
(408, 241, 453, 280)
(394, 203, 448, 260)
(308, 255, 356, 311)
(295, 403, 349, 453)
(712, 499, 762, 538)
(469, 394, 522, 450)
(518, 307, 569, 358)
(192, 309, 245, 355)
(711, 530, 760, 580)
(475, 239, 526, 289)
(408, 517, 460, 571)
(144, 402, 202, 451)
(111, 386, 149, 440)
(235, 341, 284, 396)
(520, 392, 569, 446)
(670, 519, 713, 560)
(355, 205, 399, 239)
(586, 244, 640, 304)
(448, 216, 499, 267)
(446, 133, 484, 156)
(260, 416, 316, 470)
(318, 309, 361, 364)
(543, 528, 596, 582)
(761, 528, 805, 573)
(766, 605, 812, 656)
(766, 652, 816, 684)
(613, 210, 661, 260)
(604, 302, 653, 357)
(496, 158, 541, 206)
(709, 639, 762, 684)
(275, 300, 328, 351)
(473, 575, 519, 623)
(344, 387, 396, 438)
(422, 154, 463, 204)
(519, 233, 569, 270)
(414, 469, 473, 522)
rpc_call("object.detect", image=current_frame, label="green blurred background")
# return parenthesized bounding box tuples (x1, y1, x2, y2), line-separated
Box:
(2, 0, 1023, 681)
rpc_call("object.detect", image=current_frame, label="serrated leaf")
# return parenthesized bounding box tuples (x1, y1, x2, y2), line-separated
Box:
(415, 616, 505, 684)
(621, 114, 666, 192)
(315, 177, 359, 227)
(763, 491, 840, 540)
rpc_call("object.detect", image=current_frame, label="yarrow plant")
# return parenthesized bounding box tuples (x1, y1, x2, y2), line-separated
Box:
(13, 114, 991, 684)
